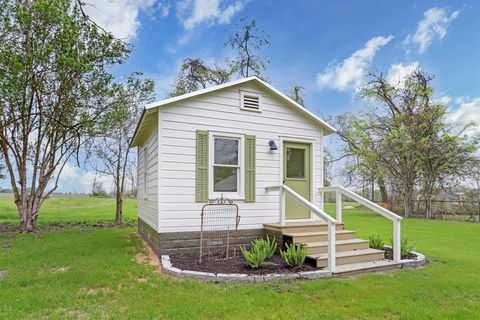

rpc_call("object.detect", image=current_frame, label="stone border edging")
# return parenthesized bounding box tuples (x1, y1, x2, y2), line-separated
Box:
(160, 250, 427, 282)
(400, 250, 427, 268)
(161, 255, 331, 282)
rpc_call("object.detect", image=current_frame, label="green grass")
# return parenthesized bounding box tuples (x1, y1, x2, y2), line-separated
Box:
(0, 193, 137, 227)
(1, 198, 480, 319)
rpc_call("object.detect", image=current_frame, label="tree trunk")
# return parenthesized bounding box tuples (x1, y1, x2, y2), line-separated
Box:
(115, 192, 123, 225)
(378, 177, 389, 204)
(19, 206, 38, 232)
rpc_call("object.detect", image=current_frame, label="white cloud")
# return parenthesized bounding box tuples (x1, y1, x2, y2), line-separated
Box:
(316, 35, 394, 91)
(387, 62, 420, 87)
(83, 0, 160, 40)
(447, 97, 480, 128)
(177, 0, 247, 30)
(404, 7, 460, 54)
(56, 163, 114, 194)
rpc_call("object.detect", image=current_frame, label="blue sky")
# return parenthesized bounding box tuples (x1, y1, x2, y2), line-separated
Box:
(2, 0, 479, 193)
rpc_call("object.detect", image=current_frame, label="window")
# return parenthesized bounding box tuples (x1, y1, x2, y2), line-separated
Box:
(209, 133, 244, 199)
(240, 90, 262, 112)
(286, 147, 305, 179)
(143, 145, 148, 199)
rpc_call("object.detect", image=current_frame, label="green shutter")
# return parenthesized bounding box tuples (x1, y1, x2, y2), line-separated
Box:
(196, 130, 209, 202)
(245, 135, 256, 203)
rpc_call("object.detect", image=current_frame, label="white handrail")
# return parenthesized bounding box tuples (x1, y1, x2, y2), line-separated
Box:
(319, 186, 403, 222)
(266, 184, 337, 272)
(267, 185, 337, 224)
(319, 185, 402, 263)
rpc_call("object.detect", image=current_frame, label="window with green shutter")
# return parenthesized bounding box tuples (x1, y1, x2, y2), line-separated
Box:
(197, 131, 256, 202)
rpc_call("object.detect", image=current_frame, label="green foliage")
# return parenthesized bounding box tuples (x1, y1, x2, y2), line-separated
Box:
(336, 69, 480, 218)
(239, 236, 277, 268)
(280, 243, 307, 267)
(0, 0, 131, 230)
(368, 234, 384, 249)
(390, 237, 416, 258)
(226, 18, 270, 79)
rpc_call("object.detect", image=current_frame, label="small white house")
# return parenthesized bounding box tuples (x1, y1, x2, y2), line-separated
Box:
(130, 76, 403, 271)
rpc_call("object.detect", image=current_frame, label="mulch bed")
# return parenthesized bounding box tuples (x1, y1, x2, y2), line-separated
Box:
(384, 247, 417, 260)
(169, 252, 316, 275)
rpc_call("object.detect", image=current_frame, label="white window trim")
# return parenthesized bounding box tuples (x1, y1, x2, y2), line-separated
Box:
(208, 131, 245, 200)
(240, 90, 262, 112)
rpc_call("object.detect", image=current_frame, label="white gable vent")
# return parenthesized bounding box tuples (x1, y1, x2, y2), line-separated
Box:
(240, 91, 262, 112)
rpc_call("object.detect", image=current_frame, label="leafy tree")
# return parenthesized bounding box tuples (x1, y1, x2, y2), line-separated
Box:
(289, 85, 305, 106)
(169, 58, 233, 97)
(170, 18, 270, 97)
(0, 0, 129, 231)
(337, 69, 478, 217)
(226, 18, 270, 79)
(89, 74, 154, 224)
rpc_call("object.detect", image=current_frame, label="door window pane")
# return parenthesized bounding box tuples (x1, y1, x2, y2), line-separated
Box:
(214, 138, 238, 165)
(286, 148, 305, 179)
(214, 166, 238, 192)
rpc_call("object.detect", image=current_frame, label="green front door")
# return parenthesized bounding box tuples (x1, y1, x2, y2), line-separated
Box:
(283, 142, 311, 219)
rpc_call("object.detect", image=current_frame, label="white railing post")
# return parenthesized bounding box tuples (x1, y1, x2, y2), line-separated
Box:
(393, 220, 401, 263)
(279, 186, 286, 226)
(320, 190, 324, 211)
(336, 191, 342, 223)
(327, 221, 336, 272)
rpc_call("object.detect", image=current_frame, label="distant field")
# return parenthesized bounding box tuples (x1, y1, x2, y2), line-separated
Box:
(0, 193, 137, 227)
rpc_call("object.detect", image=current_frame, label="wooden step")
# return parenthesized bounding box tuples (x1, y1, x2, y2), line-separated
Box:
(264, 222, 344, 233)
(304, 239, 369, 255)
(283, 230, 357, 243)
(333, 260, 401, 277)
(307, 248, 385, 268)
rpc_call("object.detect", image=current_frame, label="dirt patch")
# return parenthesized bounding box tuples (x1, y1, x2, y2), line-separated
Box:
(51, 266, 69, 274)
(0, 270, 5, 279)
(83, 287, 113, 295)
(384, 247, 417, 260)
(170, 252, 316, 275)
(135, 236, 162, 272)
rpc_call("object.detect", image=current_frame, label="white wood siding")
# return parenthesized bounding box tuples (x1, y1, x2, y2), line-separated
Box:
(137, 122, 159, 230)
(157, 82, 324, 233)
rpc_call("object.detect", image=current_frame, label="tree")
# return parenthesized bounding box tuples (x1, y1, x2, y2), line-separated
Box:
(91, 174, 108, 197)
(89, 74, 154, 224)
(0, 0, 129, 231)
(226, 18, 270, 79)
(169, 58, 233, 97)
(338, 69, 479, 217)
(335, 112, 390, 203)
(289, 85, 305, 106)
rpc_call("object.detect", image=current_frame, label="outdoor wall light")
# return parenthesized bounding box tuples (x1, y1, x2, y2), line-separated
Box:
(269, 140, 278, 151)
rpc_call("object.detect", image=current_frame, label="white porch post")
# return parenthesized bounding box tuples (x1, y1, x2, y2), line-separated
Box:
(336, 191, 342, 223)
(279, 186, 286, 226)
(327, 221, 336, 272)
(393, 220, 401, 263)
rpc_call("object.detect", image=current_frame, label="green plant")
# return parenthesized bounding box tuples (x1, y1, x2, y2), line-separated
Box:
(368, 234, 384, 249)
(390, 237, 416, 258)
(240, 236, 277, 268)
(280, 243, 307, 267)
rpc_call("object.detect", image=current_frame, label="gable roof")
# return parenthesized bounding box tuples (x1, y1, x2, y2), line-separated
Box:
(130, 76, 336, 147)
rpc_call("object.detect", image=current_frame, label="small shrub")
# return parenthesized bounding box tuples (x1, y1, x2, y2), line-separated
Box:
(368, 234, 384, 249)
(253, 235, 277, 258)
(280, 243, 307, 267)
(240, 236, 277, 268)
(390, 237, 415, 258)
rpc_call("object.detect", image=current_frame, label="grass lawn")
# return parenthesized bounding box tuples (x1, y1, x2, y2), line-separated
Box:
(1, 197, 480, 319)
(0, 193, 137, 227)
